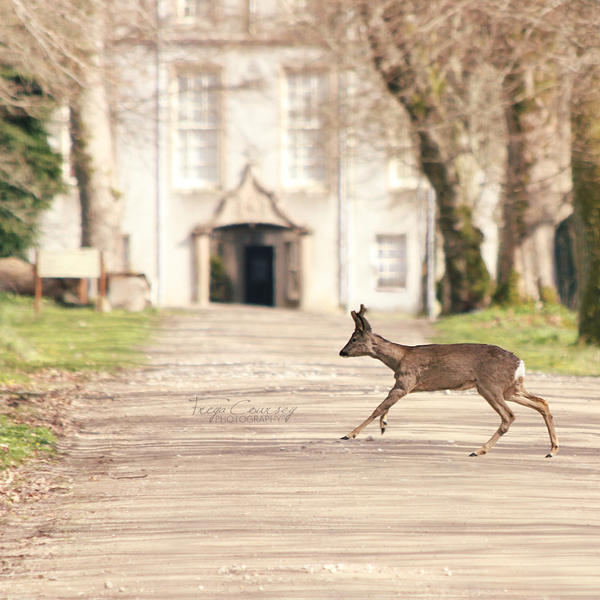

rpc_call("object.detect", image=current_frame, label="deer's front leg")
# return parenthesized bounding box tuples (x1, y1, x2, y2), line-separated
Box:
(341, 385, 407, 440)
(379, 411, 389, 434)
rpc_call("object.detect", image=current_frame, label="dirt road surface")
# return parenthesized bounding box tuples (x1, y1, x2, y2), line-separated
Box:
(1, 306, 600, 599)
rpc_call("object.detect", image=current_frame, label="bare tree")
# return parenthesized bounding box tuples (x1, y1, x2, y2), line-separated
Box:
(353, 1, 493, 314)
(466, 0, 600, 341)
(0, 0, 86, 105)
(313, 1, 578, 309)
(69, 3, 122, 271)
(470, 1, 573, 303)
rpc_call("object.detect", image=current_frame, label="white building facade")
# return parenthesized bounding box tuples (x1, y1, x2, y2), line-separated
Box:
(43, 0, 433, 314)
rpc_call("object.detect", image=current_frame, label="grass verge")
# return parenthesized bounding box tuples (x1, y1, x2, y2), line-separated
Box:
(433, 303, 600, 376)
(0, 292, 157, 385)
(0, 415, 57, 470)
(1, 292, 158, 474)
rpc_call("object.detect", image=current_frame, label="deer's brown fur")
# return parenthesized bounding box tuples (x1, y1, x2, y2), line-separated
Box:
(339, 304, 559, 457)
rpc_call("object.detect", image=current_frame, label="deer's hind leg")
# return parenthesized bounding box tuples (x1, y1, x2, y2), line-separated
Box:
(506, 382, 559, 458)
(470, 384, 515, 456)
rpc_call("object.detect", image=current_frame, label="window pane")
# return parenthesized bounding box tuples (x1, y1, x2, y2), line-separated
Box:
(376, 234, 407, 289)
(176, 73, 220, 186)
(283, 71, 328, 186)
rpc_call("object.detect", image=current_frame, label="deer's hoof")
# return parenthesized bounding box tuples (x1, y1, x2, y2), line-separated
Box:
(340, 435, 350, 440)
(380, 427, 386, 435)
(545, 452, 553, 458)
(469, 452, 479, 457)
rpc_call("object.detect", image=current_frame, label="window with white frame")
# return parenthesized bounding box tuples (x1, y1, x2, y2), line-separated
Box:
(375, 234, 408, 289)
(174, 72, 220, 188)
(176, 0, 214, 19)
(282, 70, 328, 188)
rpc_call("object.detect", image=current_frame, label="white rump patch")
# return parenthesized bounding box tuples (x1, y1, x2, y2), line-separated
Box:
(514, 359, 525, 381)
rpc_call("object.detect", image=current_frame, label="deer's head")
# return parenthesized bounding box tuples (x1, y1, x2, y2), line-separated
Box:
(339, 304, 374, 357)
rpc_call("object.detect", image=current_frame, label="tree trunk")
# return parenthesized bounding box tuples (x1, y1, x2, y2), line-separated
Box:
(496, 67, 571, 303)
(572, 92, 600, 344)
(362, 5, 490, 314)
(70, 7, 123, 273)
(414, 126, 490, 314)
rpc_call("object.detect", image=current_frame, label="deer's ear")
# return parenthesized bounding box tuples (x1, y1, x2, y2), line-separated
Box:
(360, 314, 372, 332)
(356, 304, 372, 332)
(350, 310, 363, 332)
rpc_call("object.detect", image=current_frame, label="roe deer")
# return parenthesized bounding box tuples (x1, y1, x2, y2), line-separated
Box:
(338, 305, 559, 457)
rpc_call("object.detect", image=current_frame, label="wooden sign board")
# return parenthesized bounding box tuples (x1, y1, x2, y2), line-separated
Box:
(34, 248, 106, 313)
(37, 248, 101, 279)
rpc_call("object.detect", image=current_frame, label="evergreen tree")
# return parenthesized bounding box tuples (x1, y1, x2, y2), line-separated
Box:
(0, 67, 63, 258)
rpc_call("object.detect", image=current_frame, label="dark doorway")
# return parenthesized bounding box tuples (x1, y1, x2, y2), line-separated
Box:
(244, 245, 274, 306)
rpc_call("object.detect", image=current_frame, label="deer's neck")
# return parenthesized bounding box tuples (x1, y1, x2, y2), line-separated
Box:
(369, 334, 409, 371)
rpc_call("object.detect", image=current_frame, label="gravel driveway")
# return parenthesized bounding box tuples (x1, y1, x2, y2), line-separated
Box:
(1, 305, 599, 599)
